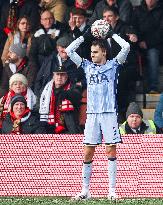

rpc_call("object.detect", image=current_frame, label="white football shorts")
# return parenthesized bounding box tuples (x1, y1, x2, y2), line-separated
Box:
(84, 112, 122, 145)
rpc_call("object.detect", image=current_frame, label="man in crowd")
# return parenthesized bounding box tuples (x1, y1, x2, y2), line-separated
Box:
(39, 65, 82, 134)
(34, 34, 86, 98)
(132, 0, 163, 93)
(1, 94, 46, 134)
(0, 43, 37, 98)
(29, 10, 66, 70)
(120, 102, 161, 134)
(68, 8, 93, 59)
(88, 0, 133, 25)
(102, 6, 139, 123)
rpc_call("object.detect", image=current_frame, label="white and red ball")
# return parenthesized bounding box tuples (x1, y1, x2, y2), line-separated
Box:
(91, 19, 111, 39)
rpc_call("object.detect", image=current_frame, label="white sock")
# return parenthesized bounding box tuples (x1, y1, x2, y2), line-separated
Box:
(108, 157, 117, 196)
(81, 161, 93, 193)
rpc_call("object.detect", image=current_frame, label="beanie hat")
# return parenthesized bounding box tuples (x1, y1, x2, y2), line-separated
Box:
(56, 35, 73, 48)
(9, 73, 28, 88)
(9, 43, 26, 58)
(10, 94, 27, 110)
(126, 102, 143, 119)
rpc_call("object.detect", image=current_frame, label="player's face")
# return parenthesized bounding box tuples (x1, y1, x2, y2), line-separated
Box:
(127, 114, 142, 129)
(91, 45, 106, 65)
(103, 11, 118, 26)
(11, 81, 27, 94)
(53, 72, 68, 88)
(72, 14, 86, 28)
(41, 11, 54, 30)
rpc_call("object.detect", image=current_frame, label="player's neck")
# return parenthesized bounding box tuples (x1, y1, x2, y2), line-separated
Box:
(97, 59, 106, 65)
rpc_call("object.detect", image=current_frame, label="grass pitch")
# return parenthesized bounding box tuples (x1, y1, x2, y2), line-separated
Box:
(0, 197, 163, 205)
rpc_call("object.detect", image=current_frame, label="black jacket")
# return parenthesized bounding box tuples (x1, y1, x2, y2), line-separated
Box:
(44, 83, 83, 134)
(110, 19, 138, 70)
(132, 0, 163, 49)
(29, 22, 67, 68)
(2, 112, 47, 134)
(69, 25, 94, 60)
(34, 53, 86, 99)
(88, 0, 133, 25)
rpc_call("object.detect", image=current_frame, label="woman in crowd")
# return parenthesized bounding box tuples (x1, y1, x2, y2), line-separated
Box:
(1, 16, 32, 65)
(0, 73, 36, 129)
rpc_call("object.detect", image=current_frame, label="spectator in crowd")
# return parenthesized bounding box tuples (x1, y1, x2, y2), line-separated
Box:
(102, 6, 139, 123)
(154, 93, 163, 132)
(0, 0, 40, 34)
(0, 73, 36, 129)
(29, 10, 66, 70)
(34, 34, 86, 98)
(68, 8, 93, 59)
(1, 16, 32, 65)
(64, 0, 96, 22)
(1, 94, 46, 134)
(66, 23, 130, 199)
(39, 65, 82, 134)
(0, 0, 40, 57)
(88, 0, 133, 25)
(119, 102, 161, 134)
(40, 0, 67, 23)
(132, 0, 163, 94)
(0, 43, 37, 98)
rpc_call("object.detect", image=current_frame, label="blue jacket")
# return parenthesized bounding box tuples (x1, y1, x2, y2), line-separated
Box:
(154, 93, 163, 128)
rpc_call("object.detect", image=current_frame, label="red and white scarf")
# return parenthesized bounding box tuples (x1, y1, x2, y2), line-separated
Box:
(39, 80, 74, 133)
(10, 107, 31, 134)
(0, 88, 36, 124)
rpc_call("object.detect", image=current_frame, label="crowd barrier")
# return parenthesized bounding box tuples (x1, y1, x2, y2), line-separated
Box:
(0, 134, 163, 199)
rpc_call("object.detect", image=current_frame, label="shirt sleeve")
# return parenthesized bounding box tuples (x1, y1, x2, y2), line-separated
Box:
(65, 36, 84, 68)
(112, 34, 130, 65)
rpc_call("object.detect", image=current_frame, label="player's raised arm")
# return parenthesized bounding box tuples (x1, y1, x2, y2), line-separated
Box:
(65, 27, 91, 68)
(106, 30, 130, 65)
(65, 36, 83, 67)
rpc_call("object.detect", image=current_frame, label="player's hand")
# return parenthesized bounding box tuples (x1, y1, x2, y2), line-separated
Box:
(83, 27, 92, 39)
(105, 28, 114, 39)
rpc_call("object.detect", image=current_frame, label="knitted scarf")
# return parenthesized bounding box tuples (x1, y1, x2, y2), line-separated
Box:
(10, 107, 31, 134)
(0, 88, 36, 127)
(39, 80, 74, 133)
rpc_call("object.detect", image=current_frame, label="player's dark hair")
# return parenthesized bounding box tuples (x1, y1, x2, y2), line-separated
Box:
(92, 39, 107, 53)
(103, 6, 119, 16)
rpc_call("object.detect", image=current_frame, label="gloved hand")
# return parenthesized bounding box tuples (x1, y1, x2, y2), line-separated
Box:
(105, 28, 115, 39)
(83, 27, 92, 39)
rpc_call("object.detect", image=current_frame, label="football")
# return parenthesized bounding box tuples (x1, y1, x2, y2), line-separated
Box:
(91, 19, 111, 39)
